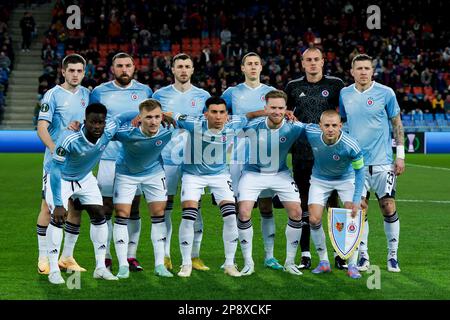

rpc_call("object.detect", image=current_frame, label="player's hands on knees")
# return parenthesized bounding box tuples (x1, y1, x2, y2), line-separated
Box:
(67, 121, 81, 131)
(54, 206, 68, 224)
(285, 110, 298, 122)
(394, 158, 405, 176)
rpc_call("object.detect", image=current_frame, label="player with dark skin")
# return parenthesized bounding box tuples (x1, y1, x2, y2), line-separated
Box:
(53, 111, 107, 225)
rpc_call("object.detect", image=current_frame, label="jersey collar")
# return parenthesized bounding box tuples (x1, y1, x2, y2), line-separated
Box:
(265, 117, 285, 131)
(172, 84, 193, 94)
(243, 83, 263, 90)
(112, 79, 134, 90)
(58, 84, 80, 95)
(80, 125, 102, 146)
(352, 81, 375, 94)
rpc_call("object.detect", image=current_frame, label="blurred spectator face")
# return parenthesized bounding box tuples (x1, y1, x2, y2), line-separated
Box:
(61, 63, 85, 88)
(301, 49, 324, 76)
(241, 55, 262, 82)
(172, 58, 194, 85)
(351, 60, 374, 87)
(112, 57, 135, 86)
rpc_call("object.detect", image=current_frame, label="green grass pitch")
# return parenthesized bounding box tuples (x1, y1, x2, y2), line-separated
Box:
(0, 153, 449, 300)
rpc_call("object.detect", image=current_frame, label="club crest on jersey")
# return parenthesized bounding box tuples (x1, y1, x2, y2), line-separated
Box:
(40, 103, 49, 112)
(261, 95, 265, 102)
(155, 140, 163, 146)
(333, 154, 340, 161)
(81, 99, 86, 107)
(221, 135, 227, 142)
(280, 136, 287, 143)
(367, 97, 374, 106)
(131, 92, 138, 100)
(99, 144, 106, 151)
(191, 99, 196, 107)
(321, 89, 329, 97)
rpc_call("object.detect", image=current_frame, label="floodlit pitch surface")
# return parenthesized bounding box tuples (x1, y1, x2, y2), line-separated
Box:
(0, 153, 449, 299)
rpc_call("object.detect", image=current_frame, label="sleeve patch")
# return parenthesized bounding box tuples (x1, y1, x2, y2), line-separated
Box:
(40, 103, 50, 112)
(56, 146, 67, 157)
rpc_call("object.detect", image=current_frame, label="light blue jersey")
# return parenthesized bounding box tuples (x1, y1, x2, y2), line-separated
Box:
(222, 83, 275, 163)
(50, 112, 136, 206)
(305, 124, 365, 203)
(221, 83, 275, 115)
(38, 85, 90, 172)
(244, 118, 307, 174)
(90, 80, 153, 160)
(175, 114, 248, 176)
(153, 84, 211, 165)
(339, 81, 400, 165)
(113, 123, 173, 176)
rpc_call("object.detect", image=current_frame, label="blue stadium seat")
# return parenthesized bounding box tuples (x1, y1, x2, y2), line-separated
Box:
(413, 113, 423, 121)
(435, 113, 445, 120)
(401, 114, 412, 121)
(423, 113, 434, 121)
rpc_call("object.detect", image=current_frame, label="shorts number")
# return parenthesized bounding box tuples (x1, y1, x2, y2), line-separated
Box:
(291, 181, 299, 193)
(385, 171, 395, 195)
(227, 180, 234, 192)
(161, 177, 167, 190)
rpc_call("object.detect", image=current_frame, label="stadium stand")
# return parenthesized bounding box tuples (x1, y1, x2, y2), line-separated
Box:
(4, 0, 450, 131)
(0, 0, 15, 124)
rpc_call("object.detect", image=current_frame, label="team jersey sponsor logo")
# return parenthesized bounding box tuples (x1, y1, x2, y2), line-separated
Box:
(299, 92, 306, 97)
(367, 97, 374, 106)
(321, 89, 329, 97)
(131, 92, 138, 100)
(280, 136, 287, 143)
(56, 146, 66, 156)
(40, 103, 50, 112)
(333, 154, 340, 161)
(155, 140, 163, 146)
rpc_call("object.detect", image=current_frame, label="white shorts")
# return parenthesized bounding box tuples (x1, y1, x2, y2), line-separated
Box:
(230, 163, 273, 199)
(181, 173, 235, 204)
(308, 177, 355, 206)
(98, 160, 141, 197)
(164, 164, 182, 196)
(238, 171, 301, 203)
(45, 172, 103, 213)
(362, 164, 397, 200)
(114, 171, 167, 204)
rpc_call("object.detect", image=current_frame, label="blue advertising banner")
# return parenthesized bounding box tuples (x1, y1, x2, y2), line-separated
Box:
(0, 131, 45, 153)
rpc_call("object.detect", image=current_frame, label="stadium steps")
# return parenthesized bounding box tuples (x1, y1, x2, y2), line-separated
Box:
(1, 1, 55, 130)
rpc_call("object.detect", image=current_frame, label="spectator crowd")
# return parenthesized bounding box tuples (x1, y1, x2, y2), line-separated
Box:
(37, 0, 449, 119)
(0, 1, 15, 124)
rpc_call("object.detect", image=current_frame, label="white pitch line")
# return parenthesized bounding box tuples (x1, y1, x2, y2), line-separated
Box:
(369, 199, 450, 204)
(407, 164, 450, 171)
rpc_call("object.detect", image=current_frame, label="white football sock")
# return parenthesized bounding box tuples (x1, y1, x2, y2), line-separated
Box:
(127, 217, 141, 259)
(310, 222, 329, 262)
(113, 218, 129, 267)
(151, 216, 167, 267)
(237, 218, 253, 266)
(90, 221, 108, 269)
(260, 211, 275, 260)
(285, 219, 302, 265)
(47, 223, 63, 273)
(221, 204, 238, 266)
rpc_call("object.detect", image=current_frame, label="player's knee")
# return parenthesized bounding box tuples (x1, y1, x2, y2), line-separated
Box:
(380, 198, 396, 215)
(309, 214, 321, 226)
(287, 207, 302, 221)
(85, 205, 106, 223)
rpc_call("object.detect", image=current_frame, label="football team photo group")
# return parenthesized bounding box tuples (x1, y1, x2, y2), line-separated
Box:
(0, 0, 448, 304)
